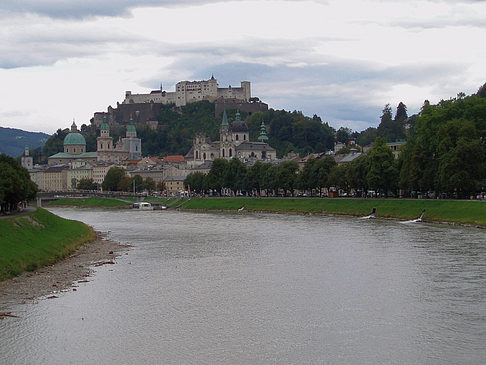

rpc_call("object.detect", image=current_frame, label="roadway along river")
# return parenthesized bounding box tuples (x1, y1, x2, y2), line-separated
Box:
(1, 208, 485, 364)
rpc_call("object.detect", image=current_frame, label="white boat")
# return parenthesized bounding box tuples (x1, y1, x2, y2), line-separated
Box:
(133, 202, 153, 210)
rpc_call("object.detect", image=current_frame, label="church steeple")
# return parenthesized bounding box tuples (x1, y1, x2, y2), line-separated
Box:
(221, 109, 229, 127)
(257, 121, 269, 142)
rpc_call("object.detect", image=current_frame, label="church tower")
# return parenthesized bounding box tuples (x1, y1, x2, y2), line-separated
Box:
(97, 116, 113, 161)
(122, 116, 142, 160)
(219, 109, 233, 159)
(21, 146, 33, 170)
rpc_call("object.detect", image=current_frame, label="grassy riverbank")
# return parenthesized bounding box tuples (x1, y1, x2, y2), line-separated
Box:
(182, 197, 486, 227)
(0, 208, 96, 281)
(48, 197, 131, 208)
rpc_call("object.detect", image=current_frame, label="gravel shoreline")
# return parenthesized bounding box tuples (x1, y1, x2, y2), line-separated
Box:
(0, 232, 131, 318)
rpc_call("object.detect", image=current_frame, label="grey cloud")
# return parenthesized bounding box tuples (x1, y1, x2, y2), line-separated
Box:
(0, 0, 235, 19)
(140, 57, 465, 131)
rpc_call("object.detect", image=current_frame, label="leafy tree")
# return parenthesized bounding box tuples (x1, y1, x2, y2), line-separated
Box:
(328, 164, 349, 191)
(156, 181, 165, 192)
(206, 158, 229, 194)
(0, 154, 37, 212)
(299, 158, 317, 194)
(118, 176, 132, 192)
(277, 161, 299, 196)
(131, 175, 143, 193)
(245, 161, 265, 194)
(377, 104, 405, 141)
(184, 172, 206, 193)
(77, 178, 97, 190)
(102, 167, 126, 191)
(346, 155, 368, 195)
(395, 102, 408, 124)
(224, 158, 247, 194)
(356, 127, 378, 147)
(143, 177, 156, 193)
(262, 165, 279, 195)
(312, 156, 337, 196)
(336, 127, 352, 144)
(365, 137, 398, 196)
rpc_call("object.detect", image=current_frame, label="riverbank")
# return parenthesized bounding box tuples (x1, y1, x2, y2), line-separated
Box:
(1, 207, 107, 281)
(0, 231, 129, 316)
(181, 197, 486, 227)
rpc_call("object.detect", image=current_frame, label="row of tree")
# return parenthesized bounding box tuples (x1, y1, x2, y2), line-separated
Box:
(98, 167, 163, 193)
(0, 154, 37, 213)
(183, 137, 399, 197)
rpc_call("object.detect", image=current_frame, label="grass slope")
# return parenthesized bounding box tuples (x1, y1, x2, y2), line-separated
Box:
(48, 197, 131, 207)
(182, 198, 486, 227)
(0, 208, 95, 281)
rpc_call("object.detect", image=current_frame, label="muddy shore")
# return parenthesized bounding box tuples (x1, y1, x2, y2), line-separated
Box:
(0, 232, 131, 318)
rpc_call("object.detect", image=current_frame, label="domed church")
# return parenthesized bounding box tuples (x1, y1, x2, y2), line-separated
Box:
(48, 119, 142, 166)
(48, 122, 98, 165)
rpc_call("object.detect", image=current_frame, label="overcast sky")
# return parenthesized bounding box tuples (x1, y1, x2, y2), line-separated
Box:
(1, 0, 484, 134)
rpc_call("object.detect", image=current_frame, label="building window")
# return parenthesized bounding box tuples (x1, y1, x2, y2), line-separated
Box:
(244, 134, 246, 141)
(196, 151, 199, 159)
(222, 149, 225, 157)
(203, 152, 206, 160)
(236, 135, 239, 141)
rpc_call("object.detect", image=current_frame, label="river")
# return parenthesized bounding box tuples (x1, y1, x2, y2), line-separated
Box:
(1, 208, 485, 364)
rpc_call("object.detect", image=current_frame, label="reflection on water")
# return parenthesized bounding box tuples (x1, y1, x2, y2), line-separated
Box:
(1, 208, 485, 364)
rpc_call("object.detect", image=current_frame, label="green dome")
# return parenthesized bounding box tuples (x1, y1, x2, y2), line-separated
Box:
(101, 122, 110, 131)
(64, 132, 86, 145)
(127, 123, 136, 132)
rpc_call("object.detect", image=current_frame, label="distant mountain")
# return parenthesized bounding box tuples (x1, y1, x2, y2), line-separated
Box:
(0, 126, 50, 157)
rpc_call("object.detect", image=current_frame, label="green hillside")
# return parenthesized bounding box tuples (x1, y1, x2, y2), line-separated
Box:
(0, 127, 50, 158)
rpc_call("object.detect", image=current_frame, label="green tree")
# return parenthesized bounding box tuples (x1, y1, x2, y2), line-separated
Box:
(365, 137, 398, 196)
(0, 154, 37, 212)
(328, 164, 349, 191)
(346, 155, 368, 195)
(131, 175, 144, 193)
(299, 158, 317, 195)
(224, 158, 247, 194)
(277, 161, 299, 196)
(102, 167, 126, 191)
(395, 102, 408, 124)
(312, 156, 336, 196)
(143, 177, 156, 193)
(77, 178, 97, 190)
(206, 158, 229, 194)
(336, 127, 352, 144)
(184, 172, 206, 193)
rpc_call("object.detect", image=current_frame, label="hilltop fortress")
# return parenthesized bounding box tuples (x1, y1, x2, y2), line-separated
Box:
(92, 77, 268, 129)
(123, 76, 250, 107)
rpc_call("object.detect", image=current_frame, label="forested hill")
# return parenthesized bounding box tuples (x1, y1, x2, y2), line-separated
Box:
(0, 127, 49, 158)
(135, 101, 336, 157)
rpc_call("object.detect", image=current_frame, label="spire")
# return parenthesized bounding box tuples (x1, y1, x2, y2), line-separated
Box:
(221, 109, 229, 126)
(101, 114, 110, 131)
(258, 121, 269, 142)
(71, 119, 77, 132)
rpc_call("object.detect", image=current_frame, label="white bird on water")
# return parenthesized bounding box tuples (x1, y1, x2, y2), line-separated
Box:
(238, 206, 244, 212)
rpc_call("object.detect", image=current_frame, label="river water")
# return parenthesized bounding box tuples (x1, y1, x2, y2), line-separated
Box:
(1, 208, 485, 364)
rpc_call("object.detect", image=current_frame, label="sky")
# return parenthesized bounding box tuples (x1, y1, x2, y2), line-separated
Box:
(1, 0, 485, 135)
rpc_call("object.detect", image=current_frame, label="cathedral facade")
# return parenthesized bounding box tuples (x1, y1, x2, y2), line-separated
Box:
(191, 111, 276, 166)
